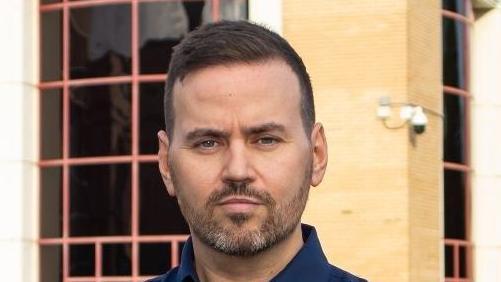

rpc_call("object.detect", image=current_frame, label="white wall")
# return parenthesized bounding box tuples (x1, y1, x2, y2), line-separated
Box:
(472, 8, 501, 282)
(248, 0, 282, 34)
(0, 0, 39, 281)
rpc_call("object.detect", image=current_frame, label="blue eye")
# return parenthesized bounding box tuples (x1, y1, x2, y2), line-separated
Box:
(198, 140, 218, 148)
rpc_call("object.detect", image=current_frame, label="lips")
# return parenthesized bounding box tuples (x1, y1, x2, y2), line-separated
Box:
(218, 197, 261, 205)
(217, 197, 262, 213)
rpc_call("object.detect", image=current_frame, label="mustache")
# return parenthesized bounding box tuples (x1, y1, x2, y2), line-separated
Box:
(206, 182, 276, 207)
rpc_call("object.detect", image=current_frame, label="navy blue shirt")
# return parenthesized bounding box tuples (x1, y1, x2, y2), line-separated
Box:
(147, 224, 367, 282)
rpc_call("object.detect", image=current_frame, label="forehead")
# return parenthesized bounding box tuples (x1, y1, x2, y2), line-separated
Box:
(171, 60, 303, 133)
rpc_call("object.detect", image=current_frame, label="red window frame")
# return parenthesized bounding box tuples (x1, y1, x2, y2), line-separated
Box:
(442, 1, 473, 281)
(38, 0, 225, 281)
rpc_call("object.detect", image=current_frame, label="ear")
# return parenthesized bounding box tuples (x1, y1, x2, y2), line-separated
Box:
(158, 130, 176, 197)
(310, 123, 328, 187)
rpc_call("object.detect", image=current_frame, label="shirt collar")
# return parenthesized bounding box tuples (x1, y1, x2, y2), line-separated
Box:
(176, 224, 330, 282)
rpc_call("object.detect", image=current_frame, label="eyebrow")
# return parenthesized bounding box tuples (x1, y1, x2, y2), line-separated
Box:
(183, 122, 286, 142)
(243, 122, 286, 136)
(185, 128, 230, 142)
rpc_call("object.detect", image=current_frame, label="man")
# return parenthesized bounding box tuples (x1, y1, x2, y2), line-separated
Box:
(151, 21, 366, 282)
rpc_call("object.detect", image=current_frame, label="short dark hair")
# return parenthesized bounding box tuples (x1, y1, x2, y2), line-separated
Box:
(164, 20, 315, 138)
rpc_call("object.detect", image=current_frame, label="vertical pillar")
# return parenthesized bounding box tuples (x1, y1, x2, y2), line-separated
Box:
(472, 7, 501, 282)
(0, 0, 39, 281)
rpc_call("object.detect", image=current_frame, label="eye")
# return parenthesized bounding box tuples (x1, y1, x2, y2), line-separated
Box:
(256, 137, 279, 146)
(197, 139, 218, 149)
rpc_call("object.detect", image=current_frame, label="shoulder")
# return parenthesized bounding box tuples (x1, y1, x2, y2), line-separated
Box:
(328, 264, 368, 282)
(144, 267, 180, 282)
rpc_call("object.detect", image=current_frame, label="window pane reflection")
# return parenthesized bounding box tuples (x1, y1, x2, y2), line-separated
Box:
(140, 83, 164, 154)
(41, 167, 62, 238)
(459, 246, 468, 277)
(139, 1, 203, 74)
(41, 11, 62, 81)
(443, 94, 466, 163)
(41, 245, 62, 282)
(70, 4, 131, 79)
(444, 245, 453, 277)
(70, 164, 131, 236)
(444, 170, 466, 239)
(70, 244, 94, 276)
(139, 243, 171, 275)
(139, 163, 188, 235)
(443, 18, 466, 89)
(102, 244, 131, 276)
(442, 0, 466, 15)
(70, 84, 131, 157)
(139, 0, 247, 74)
(41, 89, 63, 159)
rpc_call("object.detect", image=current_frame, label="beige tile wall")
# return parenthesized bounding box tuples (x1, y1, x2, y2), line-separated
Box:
(282, 1, 442, 281)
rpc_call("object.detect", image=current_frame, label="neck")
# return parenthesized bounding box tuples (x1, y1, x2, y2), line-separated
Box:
(191, 224, 304, 282)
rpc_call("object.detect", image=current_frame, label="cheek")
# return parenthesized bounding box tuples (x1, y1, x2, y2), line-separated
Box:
(170, 152, 223, 202)
(255, 147, 312, 197)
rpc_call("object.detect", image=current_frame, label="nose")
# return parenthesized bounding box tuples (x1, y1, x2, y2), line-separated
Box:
(221, 141, 255, 184)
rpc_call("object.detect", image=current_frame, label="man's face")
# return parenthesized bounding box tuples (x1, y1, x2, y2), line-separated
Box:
(158, 60, 326, 256)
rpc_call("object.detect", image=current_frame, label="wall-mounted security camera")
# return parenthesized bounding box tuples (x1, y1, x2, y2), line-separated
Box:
(376, 97, 438, 136)
(410, 106, 427, 134)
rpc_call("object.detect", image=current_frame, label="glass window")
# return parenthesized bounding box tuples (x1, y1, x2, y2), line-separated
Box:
(443, 94, 467, 163)
(41, 11, 62, 81)
(140, 163, 189, 235)
(442, 18, 466, 89)
(140, 243, 172, 276)
(70, 5, 132, 79)
(40, 0, 248, 279)
(70, 244, 95, 276)
(442, 0, 466, 15)
(444, 170, 466, 239)
(70, 164, 131, 236)
(140, 83, 164, 154)
(41, 89, 63, 159)
(102, 243, 132, 276)
(41, 167, 62, 238)
(70, 84, 131, 157)
(40, 245, 62, 282)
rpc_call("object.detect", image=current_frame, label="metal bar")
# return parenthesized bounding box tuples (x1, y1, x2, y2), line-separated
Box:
(39, 74, 167, 89)
(444, 238, 471, 246)
(138, 73, 167, 82)
(443, 162, 472, 172)
(40, 0, 206, 12)
(441, 10, 473, 24)
(212, 0, 220, 21)
(64, 75, 133, 87)
(68, 277, 133, 282)
(40, 235, 189, 245)
(40, 155, 136, 166)
(95, 242, 102, 281)
(40, 0, 131, 12)
(171, 240, 179, 267)
(39, 154, 158, 167)
(453, 244, 460, 279)
(131, 0, 140, 280)
(39, 81, 64, 89)
(62, 1, 70, 281)
(463, 2, 473, 278)
(443, 86, 471, 97)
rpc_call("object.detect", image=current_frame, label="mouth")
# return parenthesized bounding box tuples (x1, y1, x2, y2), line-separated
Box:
(217, 197, 262, 213)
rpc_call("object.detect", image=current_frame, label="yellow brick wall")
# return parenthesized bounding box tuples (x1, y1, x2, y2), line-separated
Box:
(282, 1, 442, 281)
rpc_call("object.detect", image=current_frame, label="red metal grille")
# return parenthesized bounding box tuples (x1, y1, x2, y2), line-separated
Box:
(38, 0, 241, 281)
(442, 1, 473, 281)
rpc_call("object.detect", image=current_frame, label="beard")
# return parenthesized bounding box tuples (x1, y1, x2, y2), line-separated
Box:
(170, 163, 312, 257)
